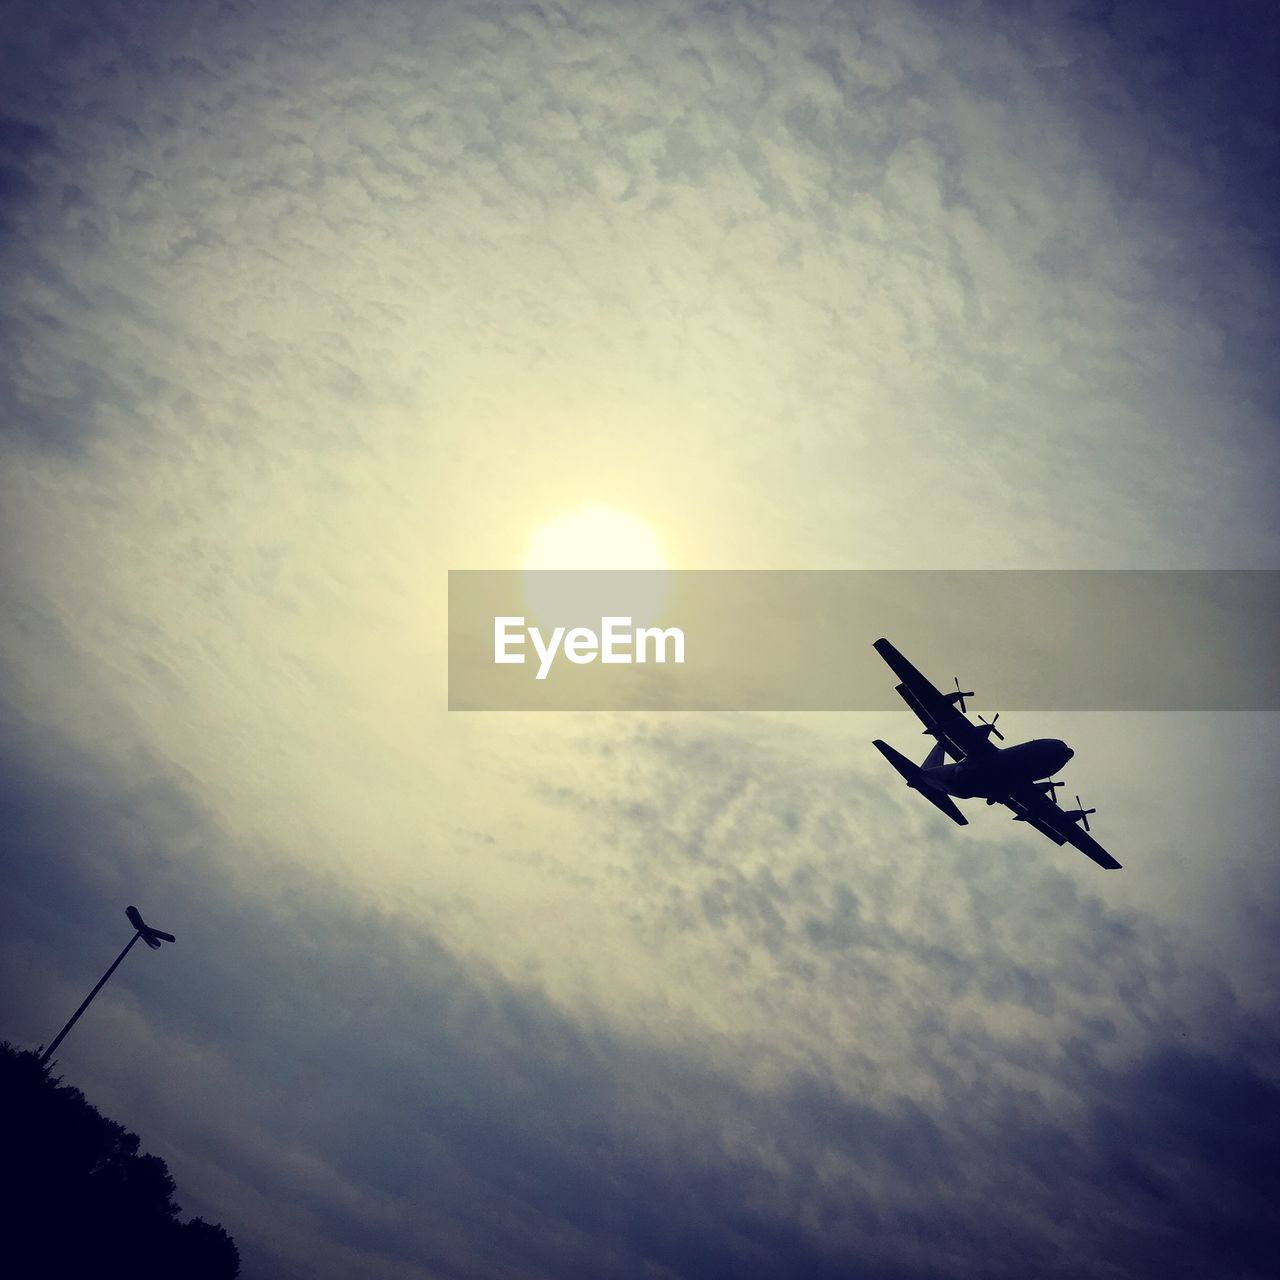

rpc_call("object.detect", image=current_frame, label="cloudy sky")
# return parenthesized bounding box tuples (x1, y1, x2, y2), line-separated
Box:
(2, 1, 1278, 1276)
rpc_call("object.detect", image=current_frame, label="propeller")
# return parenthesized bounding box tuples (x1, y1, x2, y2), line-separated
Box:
(1066, 795, 1096, 832)
(978, 713, 1004, 741)
(1040, 779, 1066, 801)
(948, 677, 974, 714)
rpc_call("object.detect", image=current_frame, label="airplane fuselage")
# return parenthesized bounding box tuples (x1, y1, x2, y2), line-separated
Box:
(922, 738, 1073, 800)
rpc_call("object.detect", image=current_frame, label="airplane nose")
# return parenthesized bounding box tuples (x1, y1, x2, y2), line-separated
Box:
(1061, 744, 1074, 764)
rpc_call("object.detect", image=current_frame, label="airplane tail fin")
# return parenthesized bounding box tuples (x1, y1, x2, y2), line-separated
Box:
(873, 740, 968, 826)
(921, 740, 948, 770)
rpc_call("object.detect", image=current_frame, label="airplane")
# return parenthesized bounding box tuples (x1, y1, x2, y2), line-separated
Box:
(126, 904, 177, 949)
(871, 637, 1121, 870)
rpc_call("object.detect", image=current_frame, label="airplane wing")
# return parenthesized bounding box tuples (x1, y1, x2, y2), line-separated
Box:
(872, 638, 996, 763)
(1004, 787, 1122, 870)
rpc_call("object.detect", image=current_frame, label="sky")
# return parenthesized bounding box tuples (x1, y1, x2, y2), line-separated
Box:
(1, 1, 1278, 1276)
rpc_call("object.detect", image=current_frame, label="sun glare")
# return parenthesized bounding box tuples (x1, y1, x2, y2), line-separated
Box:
(523, 506, 667, 571)
(521, 506, 670, 628)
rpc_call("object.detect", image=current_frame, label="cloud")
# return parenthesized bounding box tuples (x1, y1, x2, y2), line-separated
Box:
(1, 0, 1278, 1276)
(5, 712, 1278, 1278)
(2, 0, 1276, 560)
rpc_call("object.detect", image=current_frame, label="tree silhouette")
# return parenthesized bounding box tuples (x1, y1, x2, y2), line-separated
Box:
(0, 1042, 240, 1278)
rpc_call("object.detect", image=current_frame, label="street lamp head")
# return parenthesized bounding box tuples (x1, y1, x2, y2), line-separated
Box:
(126, 905, 176, 949)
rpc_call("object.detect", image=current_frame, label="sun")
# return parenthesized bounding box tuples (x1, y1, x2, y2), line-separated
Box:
(523, 506, 667, 571)
(521, 506, 670, 628)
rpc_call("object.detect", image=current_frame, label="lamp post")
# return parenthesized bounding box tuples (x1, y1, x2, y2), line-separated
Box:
(39, 906, 176, 1066)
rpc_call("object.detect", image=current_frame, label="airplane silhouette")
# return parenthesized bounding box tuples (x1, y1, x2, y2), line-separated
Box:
(872, 638, 1120, 869)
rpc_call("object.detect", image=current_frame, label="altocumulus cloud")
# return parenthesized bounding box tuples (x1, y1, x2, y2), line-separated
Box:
(1, 0, 1276, 565)
(1, 0, 1279, 1277)
(3, 715, 1279, 1279)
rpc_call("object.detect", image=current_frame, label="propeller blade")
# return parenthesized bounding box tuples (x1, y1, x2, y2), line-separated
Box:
(979, 713, 1005, 741)
(1073, 795, 1096, 832)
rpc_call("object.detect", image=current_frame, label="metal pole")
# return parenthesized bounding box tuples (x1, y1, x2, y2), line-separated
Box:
(40, 931, 143, 1066)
